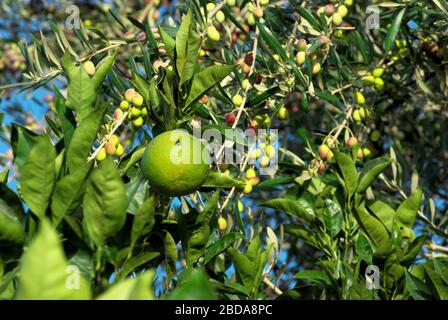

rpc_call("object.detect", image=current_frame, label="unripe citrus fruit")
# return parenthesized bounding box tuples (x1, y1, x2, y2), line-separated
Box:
(141, 130, 210, 196)
(218, 217, 228, 232)
(232, 94, 243, 107)
(83, 61, 96, 76)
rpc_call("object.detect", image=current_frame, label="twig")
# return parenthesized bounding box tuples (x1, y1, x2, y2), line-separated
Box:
(263, 276, 283, 295)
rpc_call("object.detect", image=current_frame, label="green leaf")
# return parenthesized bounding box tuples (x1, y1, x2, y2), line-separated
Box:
(66, 103, 107, 175)
(257, 177, 295, 188)
(176, 10, 202, 87)
(335, 152, 358, 198)
(17, 220, 91, 299)
(130, 195, 156, 253)
(399, 235, 427, 265)
(356, 157, 392, 193)
(169, 269, 217, 300)
(405, 270, 433, 300)
(257, 22, 288, 61)
(384, 8, 407, 52)
(62, 51, 117, 120)
(297, 7, 321, 31)
(353, 195, 392, 258)
(98, 271, 155, 300)
(355, 233, 373, 265)
(54, 88, 76, 146)
(203, 232, 243, 265)
(424, 266, 448, 300)
(83, 158, 128, 246)
(368, 199, 395, 232)
(294, 270, 331, 286)
(395, 189, 422, 229)
(10, 124, 39, 172)
(323, 199, 343, 239)
(184, 64, 234, 109)
(261, 198, 314, 223)
(20, 135, 56, 219)
(0, 183, 26, 244)
(349, 31, 369, 64)
(164, 231, 178, 279)
(202, 171, 245, 189)
(119, 252, 161, 280)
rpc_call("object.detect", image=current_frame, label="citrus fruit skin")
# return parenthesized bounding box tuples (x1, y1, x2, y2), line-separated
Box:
(141, 130, 210, 196)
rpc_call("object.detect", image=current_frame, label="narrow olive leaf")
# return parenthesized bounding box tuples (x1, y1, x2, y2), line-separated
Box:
(395, 189, 423, 229)
(62, 51, 117, 120)
(297, 7, 321, 31)
(356, 157, 392, 193)
(83, 158, 128, 247)
(0, 184, 26, 244)
(257, 177, 295, 188)
(119, 252, 161, 280)
(257, 22, 288, 61)
(335, 152, 358, 198)
(130, 195, 156, 253)
(349, 31, 369, 64)
(353, 195, 392, 258)
(119, 146, 146, 174)
(405, 270, 433, 300)
(261, 198, 314, 223)
(384, 7, 407, 52)
(294, 270, 331, 286)
(17, 220, 91, 299)
(176, 10, 202, 87)
(20, 135, 56, 219)
(98, 271, 155, 300)
(424, 267, 448, 300)
(203, 232, 244, 265)
(201, 171, 246, 189)
(184, 64, 235, 109)
(159, 26, 175, 60)
(169, 269, 217, 300)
